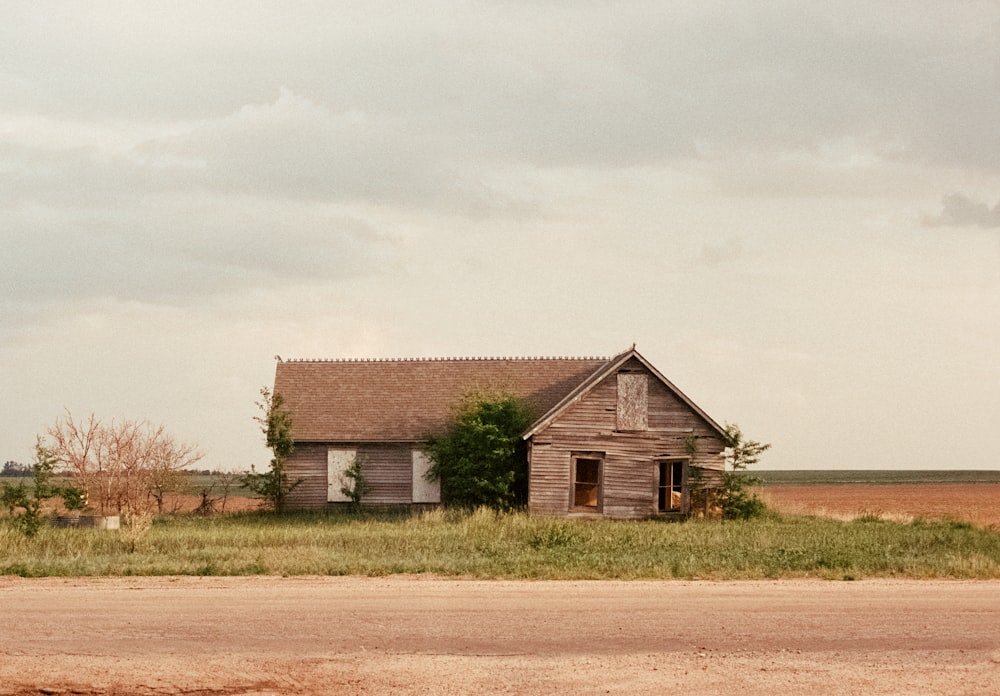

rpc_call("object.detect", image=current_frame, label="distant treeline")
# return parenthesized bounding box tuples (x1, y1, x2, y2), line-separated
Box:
(182, 469, 247, 477)
(1, 461, 31, 477)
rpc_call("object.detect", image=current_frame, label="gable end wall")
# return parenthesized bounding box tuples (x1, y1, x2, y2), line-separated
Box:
(528, 359, 725, 519)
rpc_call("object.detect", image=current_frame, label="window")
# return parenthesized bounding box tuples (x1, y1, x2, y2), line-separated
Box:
(657, 460, 685, 512)
(572, 455, 603, 510)
(616, 373, 648, 431)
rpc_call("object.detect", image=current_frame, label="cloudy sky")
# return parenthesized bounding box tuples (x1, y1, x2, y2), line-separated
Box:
(3, 1, 998, 471)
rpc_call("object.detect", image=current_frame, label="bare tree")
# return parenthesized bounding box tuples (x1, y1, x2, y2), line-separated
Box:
(47, 413, 202, 516)
(147, 433, 201, 514)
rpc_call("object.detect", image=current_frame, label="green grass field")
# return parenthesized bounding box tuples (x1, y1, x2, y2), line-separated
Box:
(2, 507, 998, 580)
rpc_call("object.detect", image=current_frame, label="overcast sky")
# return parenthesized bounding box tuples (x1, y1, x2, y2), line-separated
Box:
(3, 1, 998, 471)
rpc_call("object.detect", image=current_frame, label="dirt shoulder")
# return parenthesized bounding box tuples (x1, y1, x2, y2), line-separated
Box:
(2, 576, 999, 695)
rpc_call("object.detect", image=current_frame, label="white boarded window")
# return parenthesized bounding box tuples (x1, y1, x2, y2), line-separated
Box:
(616, 373, 648, 431)
(411, 450, 440, 504)
(327, 448, 356, 502)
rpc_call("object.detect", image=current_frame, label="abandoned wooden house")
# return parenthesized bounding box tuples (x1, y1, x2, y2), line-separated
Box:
(272, 346, 728, 519)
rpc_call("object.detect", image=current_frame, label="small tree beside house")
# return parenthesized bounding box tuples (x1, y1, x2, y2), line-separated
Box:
(338, 454, 371, 511)
(244, 388, 301, 512)
(719, 423, 771, 520)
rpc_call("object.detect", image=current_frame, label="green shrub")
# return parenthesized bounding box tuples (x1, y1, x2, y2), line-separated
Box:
(339, 454, 371, 510)
(720, 423, 770, 520)
(1, 440, 63, 537)
(425, 395, 533, 510)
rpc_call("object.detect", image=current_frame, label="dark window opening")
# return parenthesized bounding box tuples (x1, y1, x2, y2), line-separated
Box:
(573, 457, 601, 509)
(658, 460, 684, 512)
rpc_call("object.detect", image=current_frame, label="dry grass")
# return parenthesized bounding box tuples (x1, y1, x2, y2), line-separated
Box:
(758, 484, 1000, 529)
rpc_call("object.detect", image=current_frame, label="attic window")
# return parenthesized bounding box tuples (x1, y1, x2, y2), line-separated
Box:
(616, 372, 648, 431)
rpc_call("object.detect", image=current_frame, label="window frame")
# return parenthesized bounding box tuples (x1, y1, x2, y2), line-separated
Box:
(655, 457, 689, 514)
(570, 452, 604, 513)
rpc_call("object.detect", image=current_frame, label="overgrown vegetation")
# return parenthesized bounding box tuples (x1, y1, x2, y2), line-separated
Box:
(339, 455, 371, 510)
(1, 441, 57, 537)
(1, 508, 998, 579)
(243, 388, 301, 512)
(425, 394, 533, 510)
(1, 440, 85, 537)
(720, 423, 771, 520)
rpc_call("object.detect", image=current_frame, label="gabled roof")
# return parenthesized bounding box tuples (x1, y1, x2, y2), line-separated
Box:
(522, 346, 728, 440)
(274, 355, 610, 442)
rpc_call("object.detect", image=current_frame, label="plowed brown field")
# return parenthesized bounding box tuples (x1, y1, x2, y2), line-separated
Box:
(758, 483, 1000, 528)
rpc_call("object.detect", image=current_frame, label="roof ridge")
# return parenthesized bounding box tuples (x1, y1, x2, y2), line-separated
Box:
(281, 355, 610, 363)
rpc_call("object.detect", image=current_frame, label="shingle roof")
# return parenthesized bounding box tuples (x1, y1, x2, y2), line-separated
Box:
(273, 355, 610, 442)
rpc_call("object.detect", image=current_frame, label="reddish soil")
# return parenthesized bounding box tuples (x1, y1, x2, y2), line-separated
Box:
(2, 576, 999, 695)
(759, 483, 1000, 528)
(155, 494, 262, 514)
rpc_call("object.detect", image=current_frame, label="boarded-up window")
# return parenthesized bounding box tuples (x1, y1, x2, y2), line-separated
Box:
(327, 448, 356, 502)
(617, 373, 648, 431)
(411, 450, 440, 504)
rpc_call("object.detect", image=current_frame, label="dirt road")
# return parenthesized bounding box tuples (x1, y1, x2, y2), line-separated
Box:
(2, 577, 998, 695)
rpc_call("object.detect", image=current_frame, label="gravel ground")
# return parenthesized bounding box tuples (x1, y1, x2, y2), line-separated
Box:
(2, 576, 999, 695)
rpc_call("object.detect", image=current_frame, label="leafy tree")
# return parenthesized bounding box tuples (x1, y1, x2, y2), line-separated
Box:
(1, 439, 59, 536)
(720, 423, 771, 520)
(244, 388, 301, 512)
(426, 395, 533, 510)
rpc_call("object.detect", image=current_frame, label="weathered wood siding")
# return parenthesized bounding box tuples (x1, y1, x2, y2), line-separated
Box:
(528, 358, 725, 519)
(358, 445, 412, 504)
(286, 442, 417, 508)
(285, 443, 328, 509)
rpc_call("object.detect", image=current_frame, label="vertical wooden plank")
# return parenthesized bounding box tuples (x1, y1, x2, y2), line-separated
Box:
(285, 444, 329, 509)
